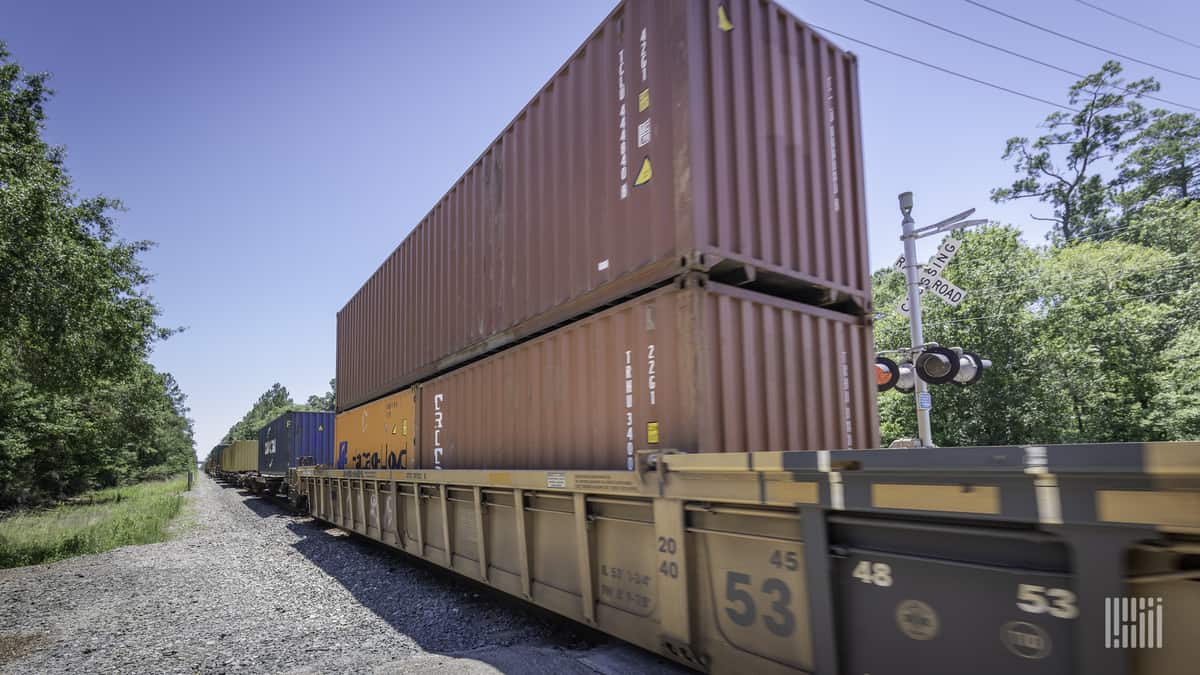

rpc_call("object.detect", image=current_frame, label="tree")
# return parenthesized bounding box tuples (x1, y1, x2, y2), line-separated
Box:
(991, 62, 1158, 242)
(1115, 111, 1200, 207)
(306, 378, 336, 411)
(873, 230, 1187, 447)
(0, 44, 173, 393)
(1151, 326, 1200, 440)
(223, 383, 295, 442)
(873, 227, 1064, 447)
(0, 42, 193, 504)
(1030, 241, 1176, 442)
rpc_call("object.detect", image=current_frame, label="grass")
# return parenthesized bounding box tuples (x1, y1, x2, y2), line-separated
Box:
(0, 476, 191, 569)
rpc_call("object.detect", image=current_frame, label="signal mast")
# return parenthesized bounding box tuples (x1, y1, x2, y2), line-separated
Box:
(877, 192, 991, 447)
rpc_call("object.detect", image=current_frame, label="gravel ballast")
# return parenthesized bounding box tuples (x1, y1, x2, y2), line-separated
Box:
(0, 475, 687, 674)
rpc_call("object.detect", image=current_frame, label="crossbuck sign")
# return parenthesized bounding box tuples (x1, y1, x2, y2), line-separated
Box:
(896, 237, 967, 316)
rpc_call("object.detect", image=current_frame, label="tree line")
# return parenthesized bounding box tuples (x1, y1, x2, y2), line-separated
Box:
(875, 62, 1199, 447)
(0, 43, 195, 506)
(217, 380, 335, 451)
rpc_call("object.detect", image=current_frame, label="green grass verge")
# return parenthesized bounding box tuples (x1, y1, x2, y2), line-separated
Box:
(0, 476, 191, 569)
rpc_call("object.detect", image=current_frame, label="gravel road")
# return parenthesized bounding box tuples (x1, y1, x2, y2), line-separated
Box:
(0, 475, 688, 674)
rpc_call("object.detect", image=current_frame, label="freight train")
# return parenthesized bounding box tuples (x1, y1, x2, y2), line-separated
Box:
(204, 411, 334, 494)
(206, 1, 1199, 673)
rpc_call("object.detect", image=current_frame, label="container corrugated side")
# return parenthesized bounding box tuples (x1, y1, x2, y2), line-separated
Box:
(257, 411, 336, 475)
(225, 440, 258, 473)
(259, 416, 289, 476)
(416, 282, 877, 470)
(336, 0, 869, 412)
(291, 411, 335, 468)
(333, 389, 416, 470)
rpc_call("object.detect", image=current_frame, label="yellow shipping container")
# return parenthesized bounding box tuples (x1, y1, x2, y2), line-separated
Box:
(224, 439, 258, 473)
(336, 388, 416, 470)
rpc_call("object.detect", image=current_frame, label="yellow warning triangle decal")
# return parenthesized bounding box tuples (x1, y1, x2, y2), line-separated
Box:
(635, 157, 653, 186)
(718, 5, 734, 32)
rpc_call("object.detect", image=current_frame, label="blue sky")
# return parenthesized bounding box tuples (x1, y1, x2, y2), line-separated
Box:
(4, 0, 1197, 458)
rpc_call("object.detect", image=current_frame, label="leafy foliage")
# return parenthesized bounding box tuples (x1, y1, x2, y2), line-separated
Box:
(306, 378, 336, 412)
(1116, 111, 1200, 207)
(991, 61, 1156, 242)
(0, 43, 193, 505)
(879, 63, 1199, 446)
(220, 379, 335, 444)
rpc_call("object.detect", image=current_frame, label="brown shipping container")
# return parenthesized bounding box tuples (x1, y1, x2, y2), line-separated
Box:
(337, 0, 870, 411)
(416, 282, 877, 470)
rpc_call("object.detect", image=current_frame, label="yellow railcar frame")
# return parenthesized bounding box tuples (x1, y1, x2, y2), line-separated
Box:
(288, 444, 1200, 675)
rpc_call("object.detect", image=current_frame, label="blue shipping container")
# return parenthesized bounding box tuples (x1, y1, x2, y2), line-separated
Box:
(257, 411, 336, 475)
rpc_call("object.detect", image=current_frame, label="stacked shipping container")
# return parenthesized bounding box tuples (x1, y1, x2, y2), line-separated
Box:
(257, 411, 336, 476)
(335, 0, 877, 467)
(419, 282, 875, 470)
(337, 0, 870, 412)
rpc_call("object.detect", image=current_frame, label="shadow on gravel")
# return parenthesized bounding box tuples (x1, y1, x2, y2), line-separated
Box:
(229, 492, 685, 674)
(237, 493, 294, 519)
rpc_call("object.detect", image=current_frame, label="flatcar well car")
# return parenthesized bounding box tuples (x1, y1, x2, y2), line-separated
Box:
(287, 444, 1200, 674)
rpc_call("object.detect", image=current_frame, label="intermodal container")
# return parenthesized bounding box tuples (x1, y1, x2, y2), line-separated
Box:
(416, 282, 877, 470)
(337, 0, 870, 412)
(210, 444, 227, 468)
(258, 411, 336, 475)
(224, 440, 259, 473)
(333, 389, 417, 470)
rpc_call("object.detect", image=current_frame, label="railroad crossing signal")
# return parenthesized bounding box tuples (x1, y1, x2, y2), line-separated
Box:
(875, 348, 991, 393)
(896, 193, 988, 447)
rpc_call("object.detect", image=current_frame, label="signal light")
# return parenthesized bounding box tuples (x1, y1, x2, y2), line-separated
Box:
(876, 346, 991, 393)
(914, 345, 960, 385)
(875, 356, 900, 392)
(894, 361, 917, 394)
(952, 350, 991, 386)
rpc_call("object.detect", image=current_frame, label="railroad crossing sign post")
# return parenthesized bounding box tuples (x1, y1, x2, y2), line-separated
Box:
(898, 192, 986, 447)
(894, 236, 968, 316)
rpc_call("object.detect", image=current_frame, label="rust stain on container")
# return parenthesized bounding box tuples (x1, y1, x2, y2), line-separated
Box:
(417, 283, 877, 471)
(336, 0, 870, 412)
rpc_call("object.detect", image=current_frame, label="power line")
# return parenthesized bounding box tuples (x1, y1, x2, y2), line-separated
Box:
(1071, 0, 1200, 51)
(963, 0, 1200, 82)
(805, 22, 1078, 112)
(862, 0, 1200, 113)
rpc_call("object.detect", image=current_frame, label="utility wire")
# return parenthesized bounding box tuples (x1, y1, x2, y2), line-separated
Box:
(862, 0, 1200, 113)
(805, 22, 1078, 112)
(1071, 0, 1200, 51)
(963, 0, 1200, 82)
